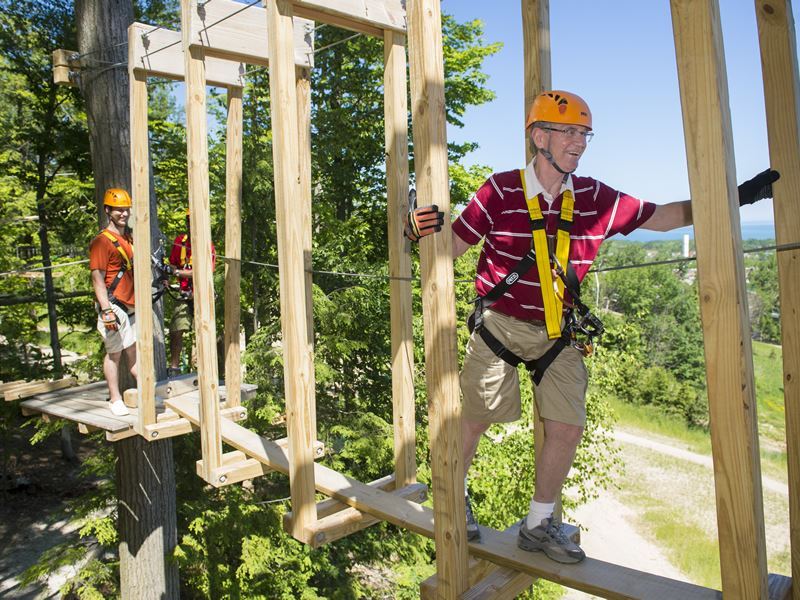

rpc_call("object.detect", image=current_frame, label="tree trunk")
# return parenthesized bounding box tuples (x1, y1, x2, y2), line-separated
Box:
(115, 436, 179, 599)
(75, 1, 177, 597)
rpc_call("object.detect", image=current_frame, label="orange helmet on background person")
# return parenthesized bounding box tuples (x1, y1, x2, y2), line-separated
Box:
(103, 188, 132, 208)
(185, 206, 190, 217)
(526, 90, 592, 130)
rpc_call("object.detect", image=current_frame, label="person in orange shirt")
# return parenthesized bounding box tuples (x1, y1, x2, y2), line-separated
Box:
(88, 188, 137, 416)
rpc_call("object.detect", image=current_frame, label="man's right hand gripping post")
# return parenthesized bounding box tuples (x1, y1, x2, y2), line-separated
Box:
(404, 189, 444, 242)
(101, 308, 119, 332)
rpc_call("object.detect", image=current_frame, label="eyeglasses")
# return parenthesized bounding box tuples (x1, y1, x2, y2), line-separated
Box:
(540, 126, 594, 143)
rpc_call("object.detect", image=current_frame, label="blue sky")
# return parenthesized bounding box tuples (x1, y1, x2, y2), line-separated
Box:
(441, 0, 788, 223)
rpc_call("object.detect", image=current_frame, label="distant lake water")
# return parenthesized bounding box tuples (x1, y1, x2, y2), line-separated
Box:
(617, 221, 775, 242)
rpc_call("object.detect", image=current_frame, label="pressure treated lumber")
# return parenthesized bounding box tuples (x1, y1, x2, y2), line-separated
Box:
(521, 0, 551, 163)
(267, 0, 317, 541)
(296, 64, 317, 439)
(291, 0, 406, 36)
(383, 29, 416, 488)
(755, 2, 800, 595)
(224, 87, 243, 409)
(128, 23, 244, 87)
(166, 395, 723, 600)
(186, 0, 313, 67)
(284, 473, 397, 525)
(182, 0, 223, 482)
(408, 0, 468, 596)
(18, 382, 254, 437)
(671, 1, 768, 597)
(128, 28, 158, 430)
(3, 377, 76, 401)
(52, 49, 79, 86)
(292, 483, 428, 548)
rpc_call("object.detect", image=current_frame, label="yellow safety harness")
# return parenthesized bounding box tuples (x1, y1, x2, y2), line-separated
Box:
(466, 171, 602, 385)
(179, 234, 191, 267)
(519, 169, 574, 339)
(102, 229, 132, 271)
(100, 229, 132, 302)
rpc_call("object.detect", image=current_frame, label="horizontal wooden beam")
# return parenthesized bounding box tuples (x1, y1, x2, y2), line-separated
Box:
(420, 523, 577, 600)
(301, 483, 427, 548)
(155, 373, 199, 398)
(197, 450, 270, 486)
(166, 395, 721, 599)
(4, 377, 77, 401)
(129, 22, 245, 86)
(189, 0, 313, 67)
(292, 0, 405, 35)
(284, 473, 396, 525)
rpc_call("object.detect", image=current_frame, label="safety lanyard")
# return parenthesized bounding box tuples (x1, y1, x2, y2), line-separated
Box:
(179, 234, 191, 267)
(519, 170, 574, 339)
(101, 229, 132, 271)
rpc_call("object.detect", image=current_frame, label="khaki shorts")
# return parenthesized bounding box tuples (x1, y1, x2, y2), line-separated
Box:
(97, 303, 136, 354)
(169, 298, 193, 333)
(460, 308, 588, 426)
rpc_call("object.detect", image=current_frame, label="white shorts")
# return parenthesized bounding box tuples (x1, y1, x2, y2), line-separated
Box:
(97, 303, 136, 354)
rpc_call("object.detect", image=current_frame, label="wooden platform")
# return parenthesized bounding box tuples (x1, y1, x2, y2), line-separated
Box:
(19, 379, 256, 442)
(164, 396, 797, 600)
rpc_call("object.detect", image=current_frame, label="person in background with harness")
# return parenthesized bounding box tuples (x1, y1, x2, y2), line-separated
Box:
(167, 206, 215, 376)
(89, 188, 138, 417)
(405, 90, 779, 563)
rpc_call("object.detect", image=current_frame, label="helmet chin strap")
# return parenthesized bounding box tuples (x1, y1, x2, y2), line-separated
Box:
(538, 147, 572, 184)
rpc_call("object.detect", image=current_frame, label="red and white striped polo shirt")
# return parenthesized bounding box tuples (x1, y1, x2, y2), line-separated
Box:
(452, 160, 656, 321)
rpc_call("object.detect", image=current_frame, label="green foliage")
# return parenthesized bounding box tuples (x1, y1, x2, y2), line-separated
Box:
(176, 488, 324, 599)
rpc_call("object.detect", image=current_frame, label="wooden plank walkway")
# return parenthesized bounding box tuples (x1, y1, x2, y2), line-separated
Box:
(19, 379, 256, 436)
(166, 396, 726, 600)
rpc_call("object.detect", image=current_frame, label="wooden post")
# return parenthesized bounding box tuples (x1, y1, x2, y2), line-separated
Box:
(670, 1, 768, 597)
(754, 1, 800, 594)
(224, 86, 243, 409)
(128, 27, 157, 431)
(384, 30, 416, 488)
(181, 0, 222, 479)
(520, 0, 556, 517)
(296, 64, 317, 439)
(521, 0, 551, 163)
(267, 0, 317, 539)
(408, 0, 469, 596)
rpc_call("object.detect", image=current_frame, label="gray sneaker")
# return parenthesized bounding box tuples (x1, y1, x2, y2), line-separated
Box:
(518, 517, 585, 564)
(465, 495, 480, 542)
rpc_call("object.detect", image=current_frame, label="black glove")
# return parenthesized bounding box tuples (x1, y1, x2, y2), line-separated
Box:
(738, 169, 780, 206)
(404, 189, 444, 242)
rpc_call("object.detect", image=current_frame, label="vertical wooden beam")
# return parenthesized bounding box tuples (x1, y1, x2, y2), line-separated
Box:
(224, 86, 243, 409)
(754, 1, 800, 594)
(670, 1, 768, 598)
(408, 0, 468, 597)
(296, 64, 317, 440)
(267, 0, 317, 539)
(520, 0, 554, 517)
(384, 30, 416, 488)
(182, 0, 222, 480)
(128, 30, 156, 431)
(521, 0, 551, 163)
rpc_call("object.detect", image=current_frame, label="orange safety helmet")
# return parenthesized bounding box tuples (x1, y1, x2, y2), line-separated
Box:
(103, 188, 132, 208)
(526, 90, 592, 130)
(185, 206, 190, 217)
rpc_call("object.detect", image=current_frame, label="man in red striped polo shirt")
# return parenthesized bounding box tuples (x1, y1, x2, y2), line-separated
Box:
(406, 90, 778, 563)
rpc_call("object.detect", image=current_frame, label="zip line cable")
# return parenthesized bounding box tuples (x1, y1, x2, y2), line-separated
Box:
(1, 240, 797, 288)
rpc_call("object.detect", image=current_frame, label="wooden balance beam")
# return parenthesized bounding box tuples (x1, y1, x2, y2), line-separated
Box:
(166, 395, 729, 599)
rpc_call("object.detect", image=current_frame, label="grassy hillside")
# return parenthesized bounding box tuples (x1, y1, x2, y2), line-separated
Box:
(610, 340, 787, 481)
